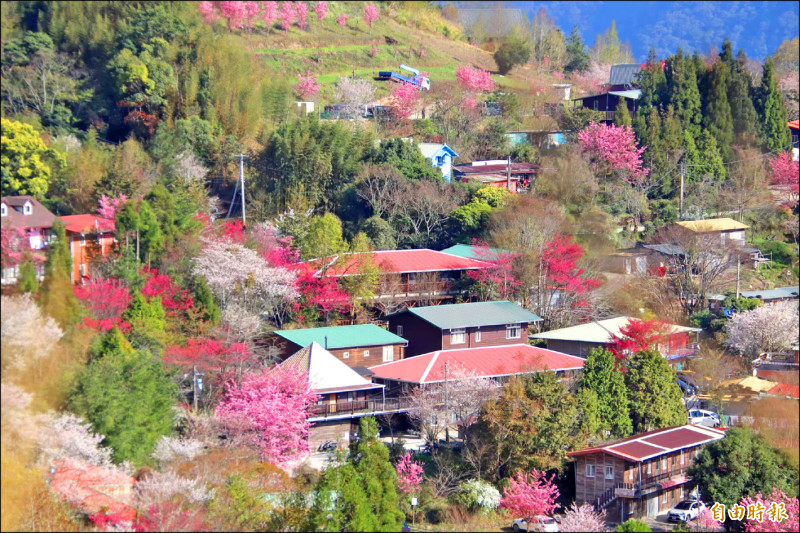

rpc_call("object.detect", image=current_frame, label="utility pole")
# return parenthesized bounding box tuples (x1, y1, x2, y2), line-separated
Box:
(506, 154, 512, 192)
(736, 255, 741, 299)
(679, 159, 685, 220)
(234, 154, 248, 229)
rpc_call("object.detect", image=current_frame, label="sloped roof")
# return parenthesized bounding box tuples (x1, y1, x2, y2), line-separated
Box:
(767, 383, 800, 399)
(418, 143, 459, 159)
(1, 195, 57, 230)
(60, 214, 115, 234)
(310, 249, 489, 277)
(276, 324, 407, 350)
(788, 120, 799, 130)
(49, 457, 136, 521)
(608, 89, 642, 99)
(440, 243, 508, 260)
(608, 64, 640, 86)
(452, 162, 539, 175)
(675, 218, 749, 233)
(568, 425, 726, 462)
(388, 300, 542, 329)
(642, 243, 685, 256)
(368, 343, 585, 384)
(281, 341, 383, 394)
(531, 316, 699, 343)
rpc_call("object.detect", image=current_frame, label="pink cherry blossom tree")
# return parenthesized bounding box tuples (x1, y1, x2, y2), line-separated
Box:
(768, 150, 799, 200)
(313, 1, 328, 22)
(294, 70, 320, 100)
(499, 468, 560, 519)
(261, 1, 278, 31)
(279, 1, 296, 32)
(739, 488, 799, 533)
(389, 82, 419, 120)
(577, 121, 648, 183)
(364, 4, 379, 32)
(218, 1, 247, 30)
(295, 1, 309, 29)
(97, 193, 129, 231)
(559, 502, 608, 532)
(242, 1, 261, 31)
(456, 65, 495, 92)
(336, 13, 348, 29)
(198, 1, 218, 23)
(395, 452, 424, 494)
(215, 365, 316, 465)
(468, 240, 521, 301)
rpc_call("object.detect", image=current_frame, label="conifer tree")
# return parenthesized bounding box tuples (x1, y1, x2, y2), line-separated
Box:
(666, 49, 703, 138)
(727, 49, 759, 142)
(39, 220, 80, 328)
(564, 25, 589, 74)
(704, 60, 735, 162)
(682, 129, 726, 184)
(614, 96, 632, 127)
(122, 291, 166, 355)
(757, 58, 791, 152)
(624, 349, 686, 433)
(17, 255, 38, 294)
(579, 348, 632, 438)
(636, 47, 667, 112)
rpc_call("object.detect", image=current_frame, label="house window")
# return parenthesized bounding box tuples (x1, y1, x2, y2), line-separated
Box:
(662, 491, 668, 504)
(316, 397, 324, 406)
(662, 458, 667, 471)
(680, 486, 685, 499)
(585, 464, 595, 478)
(347, 392, 354, 403)
(605, 466, 614, 479)
(450, 328, 466, 344)
(363, 350, 370, 358)
(0, 203, 6, 217)
(79, 264, 87, 278)
(397, 325, 403, 336)
(475, 329, 481, 343)
(343, 351, 350, 359)
(23, 202, 32, 215)
(80, 235, 86, 247)
(680, 451, 685, 465)
(506, 324, 521, 339)
(647, 462, 652, 475)
(382, 345, 393, 362)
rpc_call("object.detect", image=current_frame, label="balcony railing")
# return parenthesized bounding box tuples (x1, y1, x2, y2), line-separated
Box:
(614, 467, 690, 497)
(376, 281, 457, 300)
(308, 397, 411, 420)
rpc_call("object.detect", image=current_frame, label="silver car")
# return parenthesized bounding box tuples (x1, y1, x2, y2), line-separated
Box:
(688, 409, 720, 427)
(511, 515, 559, 532)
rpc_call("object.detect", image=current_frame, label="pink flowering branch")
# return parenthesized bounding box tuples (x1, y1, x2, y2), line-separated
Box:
(577, 122, 648, 183)
(336, 13, 348, 28)
(261, 1, 278, 30)
(313, 1, 328, 22)
(396, 452, 424, 494)
(499, 468, 560, 518)
(295, 70, 320, 100)
(279, 1, 296, 32)
(739, 488, 798, 533)
(389, 82, 419, 120)
(295, 1, 309, 29)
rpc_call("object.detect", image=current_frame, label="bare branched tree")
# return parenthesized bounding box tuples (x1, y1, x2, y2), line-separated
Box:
(333, 76, 376, 119)
(356, 164, 404, 219)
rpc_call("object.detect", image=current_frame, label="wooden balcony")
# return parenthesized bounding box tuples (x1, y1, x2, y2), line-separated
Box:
(308, 397, 411, 421)
(615, 467, 690, 498)
(375, 280, 458, 301)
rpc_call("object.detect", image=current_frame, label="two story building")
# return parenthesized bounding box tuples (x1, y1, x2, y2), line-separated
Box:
(269, 323, 408, 369)
(417, 142, 459, 182)
(386, 300, 542, 357)
(1, 195, 57, 284)
(568, 425, 726, 522)
(60, 214, 117, 283)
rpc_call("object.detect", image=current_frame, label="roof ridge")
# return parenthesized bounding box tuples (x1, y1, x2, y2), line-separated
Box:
(419, 351, 441, 383)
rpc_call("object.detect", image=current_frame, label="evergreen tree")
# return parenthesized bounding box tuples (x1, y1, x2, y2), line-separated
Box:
(636, 47, 667, 112)
(727, 49, 759, 142)
(614, 96, 632, 127)
(666, 49, 702, 138)
(191, 276, 220, 327)
(122, 291, 166, 355)
(69, 340, 178, 465)
(137, 199, 164, 266)
(624, 349, 686, 433)
(579, 348, 632, 438)
(682, 129, 726, 186)
(704, 60, 735, 162)
(309, 417, 404, 532)
(693, 51, 711, 114)
(16, 255, 39, 294)
(564, 25, 589, 74)
(39, 220, 80, 329)
(757, 58, 791, 152)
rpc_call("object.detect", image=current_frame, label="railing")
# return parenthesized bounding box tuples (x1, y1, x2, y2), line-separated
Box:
(308, 397, 412, 420)
(615, 467, 690, 497)
(376, 281, 456, 300)
(596, 486, 617, 509)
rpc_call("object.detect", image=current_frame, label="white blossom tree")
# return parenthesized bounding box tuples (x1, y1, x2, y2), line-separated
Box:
(134, 470, 214, 507)
(559, 502, 609, 532)
(725, 301, 800, 358)
(1, 294, 63, 373)
(333, 76, 376, 119)
(151, 435, 205, 464)
(37, 412, 115, 468)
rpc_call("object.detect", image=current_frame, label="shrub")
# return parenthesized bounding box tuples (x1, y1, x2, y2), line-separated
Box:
(753, 238, 794, 266)
(616, 518, 652, 532)
(424, 501, 450, 524)
(453, 479, 501, 513)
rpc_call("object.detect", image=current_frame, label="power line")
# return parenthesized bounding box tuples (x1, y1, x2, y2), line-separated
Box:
(683, 144, 793, 168)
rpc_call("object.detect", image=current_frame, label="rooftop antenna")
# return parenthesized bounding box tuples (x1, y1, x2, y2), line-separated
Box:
(234, 154, 249, 229)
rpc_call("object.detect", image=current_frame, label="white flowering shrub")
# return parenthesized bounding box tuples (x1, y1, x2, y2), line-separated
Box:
(38, 412, 115, 468)
(1, 294, 63, 372)
(151, 435, 205, 463)
(454, 479, 501, 513)
(134, 470, 215, 506)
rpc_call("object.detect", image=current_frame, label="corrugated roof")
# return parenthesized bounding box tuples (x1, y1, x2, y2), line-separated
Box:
(452, 162, 539, 175)
(642, 243, 685, 256)
(568, 425, 726, 462)
(788, 120, 799, 130)
(368, 343, 584, 384)
(767, 383, 800, 398)
(675, 218, 749, 233)
(418, 143, 459, 159)
(740, 286, 799, 300)
(608, 64, 640, 86)
(391, 300, 542, 329)
(276, 324, 407, 350)
(310, 249, 489, 277)
(280, 341, 383, 394)
(60, 214, 115, 234)
(531, 316, 698, 343)
(1, 195, 57, 231)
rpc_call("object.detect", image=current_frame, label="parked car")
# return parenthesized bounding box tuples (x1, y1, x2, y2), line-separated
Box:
(668, 500, 706, 522)
(677, 377, 697, 396)
(688, 409, 720, 427)
(511, 515, 559, 532)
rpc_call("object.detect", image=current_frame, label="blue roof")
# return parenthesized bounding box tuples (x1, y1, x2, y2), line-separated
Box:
(276, 324, 407, 350)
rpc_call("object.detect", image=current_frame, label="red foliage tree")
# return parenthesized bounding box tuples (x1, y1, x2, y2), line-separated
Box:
(542, 234, 600, 312)
(216, 365, 316, 465)
(577, 121, 648, 183)
(219, 219, 246, 243)
(468, 239, 521, 301)
(769, 150, 800, 199)
(499, 469, 561, 518)
(73, 277, 132, 333)
(608, 318, 687, 362)
(141, 267, 194, 317)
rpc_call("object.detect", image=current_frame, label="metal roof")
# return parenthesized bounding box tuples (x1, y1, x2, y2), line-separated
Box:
(310, 249, 489, 277)
(608, 89, 642, 100)
(675, 218, 749, 232)
(440, 244, 509, 260)
(1, 195, 57, 231)
(390, 300, 542, 329)
(368, 343, 584, 384)
(531, 316, 699, 343)
(418, 143, 459, 159)
(568, 425, 726, 462)
(608, 64, 640, 86)
(641, 243, 685, 256)
(709, 286, 799, 302)
(276, 324, 407, 350)
(280, 342, 384, 394)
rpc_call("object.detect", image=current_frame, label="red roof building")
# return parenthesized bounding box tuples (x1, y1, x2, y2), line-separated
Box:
(308, 249, 489, 311)
(59, 214, 116, 283)
(368, 343, 586, 386)
(567, 425, 726, 523)
(767, 383, 800, 399)
(48, 457, 137, 522)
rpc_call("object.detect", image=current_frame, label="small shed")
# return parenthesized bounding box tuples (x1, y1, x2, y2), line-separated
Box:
(418, 143, 459, 182)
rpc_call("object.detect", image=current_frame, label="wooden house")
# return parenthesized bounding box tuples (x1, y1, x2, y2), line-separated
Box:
(270, 323, 408, 369)
(707, 285, 799, 312)
(418, 143, 459, 182)
(672, 218, 749, 244)
(572, 89, 640, 123)
(1, 195, 57, 284)
(60, 214, 117, 283)
(308, 249, 489, 311)
(451, 160, 539, 193)
(386, 300, 542, 357)
(568, 425, 726, 522)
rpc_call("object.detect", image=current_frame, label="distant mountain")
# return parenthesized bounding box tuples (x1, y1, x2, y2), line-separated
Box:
(453, 1, 799, 61)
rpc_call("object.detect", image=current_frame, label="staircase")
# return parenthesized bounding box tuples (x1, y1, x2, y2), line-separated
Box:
(595, 486, 617, 510)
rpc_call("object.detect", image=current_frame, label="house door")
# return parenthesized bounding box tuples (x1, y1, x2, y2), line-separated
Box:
(635, 256, 647, 274)
(647, 494, 659, 517)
